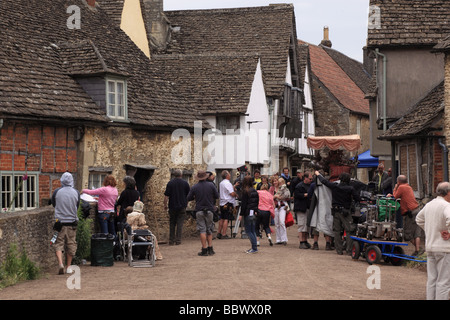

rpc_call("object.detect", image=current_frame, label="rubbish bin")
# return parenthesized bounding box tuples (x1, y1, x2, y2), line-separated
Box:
(90, 233, 114, 266)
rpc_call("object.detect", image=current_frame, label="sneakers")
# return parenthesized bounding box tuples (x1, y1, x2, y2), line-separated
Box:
(66, 266, 74, 274)
(207, 246, 215, 255)
(246, 249, 258, 254)
(268, 237, 273, 246)
(312, 242, 319, 250)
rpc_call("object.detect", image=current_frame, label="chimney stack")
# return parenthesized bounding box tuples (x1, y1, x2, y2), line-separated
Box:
(320, 26, 332, 48)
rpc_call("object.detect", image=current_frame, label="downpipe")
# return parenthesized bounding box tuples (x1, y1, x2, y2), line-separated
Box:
(438, 138, 449, 182)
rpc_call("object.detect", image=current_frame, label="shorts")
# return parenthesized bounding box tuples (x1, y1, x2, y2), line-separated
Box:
(196, 210, 214, 234)
(220, 204, 234, 220)
(54, 225, 77, 256)
(296, 211, 308, 233)
(403, 207, 423, 241)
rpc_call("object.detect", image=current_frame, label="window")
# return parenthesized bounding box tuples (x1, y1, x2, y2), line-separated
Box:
(216, 116, 240, 134)
(1, 173, 38, 211)
(283, 84, 302, 119)
(106, 78, 127, 120)
(88, 172, 108, 189)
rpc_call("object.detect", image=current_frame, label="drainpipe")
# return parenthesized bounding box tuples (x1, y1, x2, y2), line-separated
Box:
(438, 138, 449, 182)
(374, 49, 387, 132)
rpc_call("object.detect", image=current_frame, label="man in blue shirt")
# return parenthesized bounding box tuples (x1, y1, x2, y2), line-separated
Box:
(187, 170, 219, 256)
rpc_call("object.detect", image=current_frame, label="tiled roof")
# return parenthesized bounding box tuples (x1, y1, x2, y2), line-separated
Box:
(321, 46, 372, 94)
(163, 4, 300, 98)
(433, 35, 450, 52)
(367, 0, 450, 48)
(0, 0, 204, 129)
(149, 53, 259, 115)
(379, 81, 444, 140)
(300, 40, 370, 115)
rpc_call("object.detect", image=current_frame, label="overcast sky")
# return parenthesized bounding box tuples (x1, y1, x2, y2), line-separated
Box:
(164, 0, 370, 63)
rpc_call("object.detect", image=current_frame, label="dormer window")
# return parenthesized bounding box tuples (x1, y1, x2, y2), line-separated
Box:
(106, 78, 127, 120)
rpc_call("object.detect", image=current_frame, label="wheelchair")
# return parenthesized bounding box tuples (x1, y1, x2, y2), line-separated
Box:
(127, 229, 156, 267)
(114, 223, 156, 267)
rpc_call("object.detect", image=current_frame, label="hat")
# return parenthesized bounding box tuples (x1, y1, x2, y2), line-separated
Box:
(196, 170, 208, 180)
(133, 200, 144, 213)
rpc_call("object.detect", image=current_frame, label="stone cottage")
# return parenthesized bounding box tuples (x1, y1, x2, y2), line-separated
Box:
(98, 0, 315, 178)
(0, 0, 206, 241)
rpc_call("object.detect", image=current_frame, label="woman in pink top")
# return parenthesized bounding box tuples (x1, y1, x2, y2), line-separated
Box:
(257, 184, 275, 246)
(82, 175, 119, 235)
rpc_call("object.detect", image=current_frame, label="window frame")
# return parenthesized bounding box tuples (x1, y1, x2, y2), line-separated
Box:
(106, 77, 128, 121)
(1, 172, 39, 211)
(88, 172, 110, 190)
(216, 115, 241, 134)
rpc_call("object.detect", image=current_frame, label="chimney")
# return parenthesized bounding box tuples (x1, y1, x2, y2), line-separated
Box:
(320, 26, 332, 48)
(142, 0, 171, 53)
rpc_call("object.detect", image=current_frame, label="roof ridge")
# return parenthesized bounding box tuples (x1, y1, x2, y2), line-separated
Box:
(165, 4, 294, 15)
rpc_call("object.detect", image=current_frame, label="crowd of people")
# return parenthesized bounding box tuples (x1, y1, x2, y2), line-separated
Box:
(50, 165, 450, 300)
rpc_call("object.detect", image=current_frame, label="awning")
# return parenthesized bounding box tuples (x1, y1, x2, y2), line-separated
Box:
(307, 135, 361, 152)
(352, 149, 379, 168)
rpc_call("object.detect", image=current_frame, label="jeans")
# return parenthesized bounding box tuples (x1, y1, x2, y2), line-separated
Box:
(98, 211, 116, 235)
(244, 215, 257, 250)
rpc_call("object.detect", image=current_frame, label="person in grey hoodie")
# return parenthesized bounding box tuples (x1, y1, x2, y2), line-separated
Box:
(51, 172, 80, 274)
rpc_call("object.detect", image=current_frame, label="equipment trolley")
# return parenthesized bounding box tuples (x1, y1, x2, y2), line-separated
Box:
(350, 236, 426, 266)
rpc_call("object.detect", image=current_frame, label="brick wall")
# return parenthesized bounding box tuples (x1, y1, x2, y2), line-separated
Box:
(0, 122, 78, 208)
(0, 207, 57, 272)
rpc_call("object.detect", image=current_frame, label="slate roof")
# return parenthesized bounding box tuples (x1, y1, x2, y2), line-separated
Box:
(149, 53, 260, 115)
(378, 81, 444, 140)
(162, 4, 302, 99)
(433, 35, 450, 52)
(0, 0, 204, 129)
(300, 40, 370, 115)
(367, 0, 450, 48)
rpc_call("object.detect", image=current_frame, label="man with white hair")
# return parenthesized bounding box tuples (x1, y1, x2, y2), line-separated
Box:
(416, 181, 450, 300)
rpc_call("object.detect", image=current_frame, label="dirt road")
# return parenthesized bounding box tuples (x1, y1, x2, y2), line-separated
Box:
(0, 226, 427, 301)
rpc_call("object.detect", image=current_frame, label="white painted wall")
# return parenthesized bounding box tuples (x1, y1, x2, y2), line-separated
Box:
(298, 65, 315, 156)
(205, 59, 269, 172)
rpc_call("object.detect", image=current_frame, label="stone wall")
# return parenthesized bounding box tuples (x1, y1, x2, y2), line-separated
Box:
(0, 207, 57, 272)
(79, 126, 206, 242)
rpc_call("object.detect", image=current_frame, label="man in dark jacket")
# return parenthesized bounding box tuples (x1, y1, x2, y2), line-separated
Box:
(164, 169, 190, 245)
(294, 172, 313, 249)
(315, 170, 360, 255)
